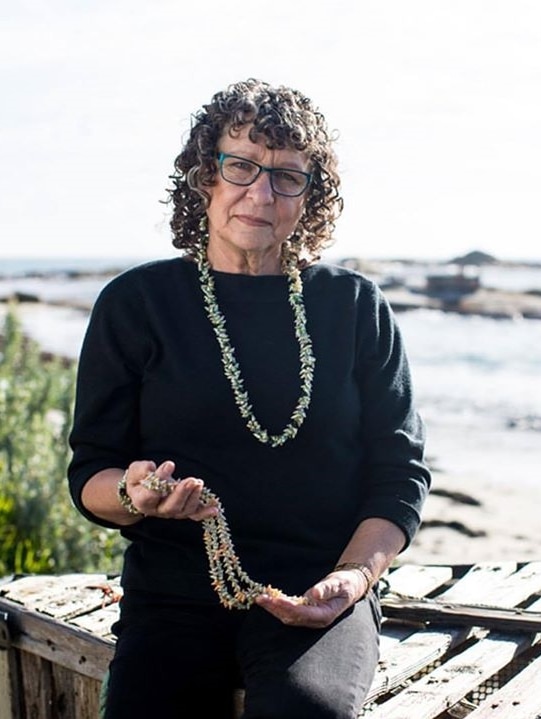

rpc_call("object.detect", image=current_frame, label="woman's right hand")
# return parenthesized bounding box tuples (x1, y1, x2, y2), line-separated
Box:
(123, 460, 219, 521)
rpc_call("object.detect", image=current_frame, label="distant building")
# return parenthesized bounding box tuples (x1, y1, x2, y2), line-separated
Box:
(425, 267, 480, 301)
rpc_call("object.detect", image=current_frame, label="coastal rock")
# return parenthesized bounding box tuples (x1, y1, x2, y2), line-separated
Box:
(450, 250, 498, 265)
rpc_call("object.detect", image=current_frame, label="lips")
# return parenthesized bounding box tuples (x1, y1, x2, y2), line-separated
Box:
(235, 214, 272, 227)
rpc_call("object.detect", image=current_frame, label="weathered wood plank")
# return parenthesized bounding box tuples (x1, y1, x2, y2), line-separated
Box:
(46, 662, 102, 718)
(482, 561, 541, 607)
(1, 574, 121, 622)
(437, 563, 518, 603)
(366, 625, 472, 703)
(19, 650, 54, 719)
(466, 652, 541, 718)
(368, 631, 537, 719)
(50, 662, 78, 718)
(72, 673, 103, 719)
(378, 623, 418, 657)
(0, 649, 16, 719)
(1, 574, 108, 607)
(70, 602, 120, 639)
(384, 564, 454, 598)
(0, 595, 114, 681)
(380, 598, 541, 632)
(378, 565, 455, 656)
(381, 562, 541, 631)
(526, 596, 541, 610)
(368, 563, 520, 703)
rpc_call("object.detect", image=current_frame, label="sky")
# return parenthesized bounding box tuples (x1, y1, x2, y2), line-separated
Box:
(1, 0, 540, 263)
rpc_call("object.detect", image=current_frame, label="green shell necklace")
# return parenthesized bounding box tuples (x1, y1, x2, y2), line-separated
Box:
(195, 242, 315, 447)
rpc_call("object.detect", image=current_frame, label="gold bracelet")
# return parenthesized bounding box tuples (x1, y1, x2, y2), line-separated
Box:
(117, 471, 143, 516)
(334, 562, 375, 596)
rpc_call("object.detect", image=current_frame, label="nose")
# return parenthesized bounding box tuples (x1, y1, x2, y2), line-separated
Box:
(246, 169, 275, 203)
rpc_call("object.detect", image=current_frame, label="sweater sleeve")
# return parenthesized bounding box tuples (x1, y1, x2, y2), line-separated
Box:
(355, 281, 431, 547)
(67, 275, 150, 528)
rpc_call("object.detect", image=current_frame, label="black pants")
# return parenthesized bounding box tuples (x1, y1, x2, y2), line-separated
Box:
(104, 592, 381, 719)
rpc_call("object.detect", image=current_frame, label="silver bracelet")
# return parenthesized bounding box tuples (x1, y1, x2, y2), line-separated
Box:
(117, 470, 143, 516)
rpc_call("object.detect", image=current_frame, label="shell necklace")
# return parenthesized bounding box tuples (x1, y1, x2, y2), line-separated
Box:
(195, 242, 315, 447)
(144, 473, 306, 609)
(200, 485, 307, 609)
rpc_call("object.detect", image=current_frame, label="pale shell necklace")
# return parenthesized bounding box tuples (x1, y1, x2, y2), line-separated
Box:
(195, 241, 315, 447)
(145, 472, 306, 609)
(200, 485, 307, 609)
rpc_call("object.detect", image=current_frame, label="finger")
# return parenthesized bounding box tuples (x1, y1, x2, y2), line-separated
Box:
(138, 461, 179, 499)
(123, 461, 158, 514)
(155, 459, 176, 478)
(256, 580, 355, 627)
(189, 503, 220, 522)
(156, 477, 205, 518)
(126, 460, 156, 486)
(173, 477, 204, 514)
(257, 600, 337, 628)
(308, 577, 343, 602)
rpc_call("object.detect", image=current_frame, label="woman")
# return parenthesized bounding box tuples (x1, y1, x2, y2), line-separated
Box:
(68, 78, 430, 719)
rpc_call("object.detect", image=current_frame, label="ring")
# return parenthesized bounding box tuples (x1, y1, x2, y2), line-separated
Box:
(141, 472, 175, 497)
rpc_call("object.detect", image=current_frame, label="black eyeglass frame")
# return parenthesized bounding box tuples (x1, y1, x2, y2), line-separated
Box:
(216, 152, 312, 197)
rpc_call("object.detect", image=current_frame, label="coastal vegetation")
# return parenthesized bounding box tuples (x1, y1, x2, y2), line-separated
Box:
(0, 306, 125, 576)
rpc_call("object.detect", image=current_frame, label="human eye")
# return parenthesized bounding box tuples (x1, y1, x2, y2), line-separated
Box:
(229, 158, 253, 170)
(273, 169, 305, 191)
(223, 156, 258, 179)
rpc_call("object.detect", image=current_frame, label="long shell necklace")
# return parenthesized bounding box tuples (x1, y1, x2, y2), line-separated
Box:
(144, 471, 304, 609)
(194, 240, 315, 608)
(195, 241, 315, 447)
(200, 486, 307, 609)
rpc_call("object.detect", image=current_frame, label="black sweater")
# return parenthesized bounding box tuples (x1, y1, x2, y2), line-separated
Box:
(68, 259, 430, 601)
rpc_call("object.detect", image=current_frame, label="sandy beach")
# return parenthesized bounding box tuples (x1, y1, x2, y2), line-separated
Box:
(403, 468, 541, 566)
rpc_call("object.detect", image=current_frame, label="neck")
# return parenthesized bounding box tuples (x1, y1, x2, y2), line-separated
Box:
(206, 242, 282, 276)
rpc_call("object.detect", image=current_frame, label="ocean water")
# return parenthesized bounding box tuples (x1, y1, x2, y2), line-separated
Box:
(398, 309, 541, 486)
(0, 256, 147, 277)
(1, 257, 540, 487)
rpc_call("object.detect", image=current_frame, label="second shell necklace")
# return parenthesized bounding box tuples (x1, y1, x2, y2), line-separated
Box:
(195, 241, 315, 447)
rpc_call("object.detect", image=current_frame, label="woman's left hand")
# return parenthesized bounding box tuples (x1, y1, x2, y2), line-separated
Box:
(255, 568, 370, 628)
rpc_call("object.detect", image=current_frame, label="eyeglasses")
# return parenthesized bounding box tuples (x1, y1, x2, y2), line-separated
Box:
(217, 152, 312, 197)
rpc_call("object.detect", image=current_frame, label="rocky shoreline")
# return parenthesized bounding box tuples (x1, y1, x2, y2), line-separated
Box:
(2, 252, 541, 320)
(341, 252, 541, 319)
(5, 284, 541, 320)
(383, 284, 541, 319)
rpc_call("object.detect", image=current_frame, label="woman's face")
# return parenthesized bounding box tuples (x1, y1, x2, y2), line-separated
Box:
(204, 125, 310, 273)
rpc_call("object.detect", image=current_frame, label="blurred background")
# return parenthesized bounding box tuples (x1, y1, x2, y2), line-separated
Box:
(1, 0, 540, 572)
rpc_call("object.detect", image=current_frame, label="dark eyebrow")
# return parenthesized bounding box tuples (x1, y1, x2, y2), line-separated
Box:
(221, 151, 308, 173)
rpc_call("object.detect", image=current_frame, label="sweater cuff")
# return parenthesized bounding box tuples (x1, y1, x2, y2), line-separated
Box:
(357, 498, 423, 550)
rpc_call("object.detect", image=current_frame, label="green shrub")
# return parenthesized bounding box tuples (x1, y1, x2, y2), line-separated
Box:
(0, 306, 126, 576)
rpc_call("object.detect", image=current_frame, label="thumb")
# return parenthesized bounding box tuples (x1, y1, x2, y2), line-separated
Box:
(307, 576, 340, 603)
(156, 460, 176, 477)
